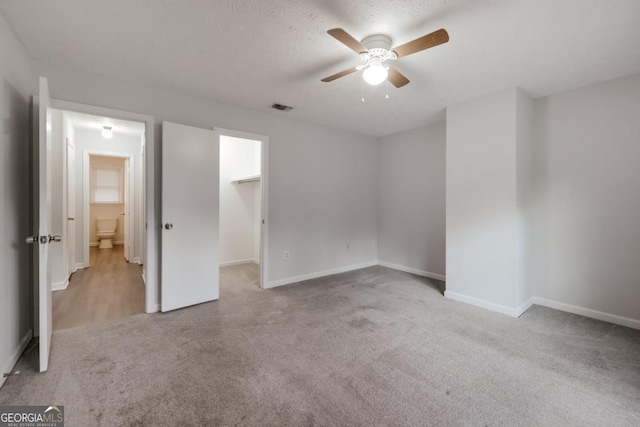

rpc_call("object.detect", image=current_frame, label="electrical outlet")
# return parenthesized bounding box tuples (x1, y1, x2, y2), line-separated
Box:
(284, 250, 290, 260)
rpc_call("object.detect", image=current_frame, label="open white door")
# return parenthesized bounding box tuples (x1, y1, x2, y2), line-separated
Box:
(66, 141, 76, 274)
(161, 122, 219, 311)
(28, 77, 57, 372)
(123, 158, 131, 262)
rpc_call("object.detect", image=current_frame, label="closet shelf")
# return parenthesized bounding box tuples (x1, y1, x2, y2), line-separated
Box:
(232, 175, 261, 184)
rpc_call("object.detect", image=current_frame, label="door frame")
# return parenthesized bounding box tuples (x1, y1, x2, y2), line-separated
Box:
(82, 150, 135, 266)
(50, 98, 158, 313)
(214, 127, 269, 289)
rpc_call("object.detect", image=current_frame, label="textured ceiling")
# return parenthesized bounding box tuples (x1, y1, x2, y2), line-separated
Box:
(65, 111, 145, 137)
(2, 0, 640, 137)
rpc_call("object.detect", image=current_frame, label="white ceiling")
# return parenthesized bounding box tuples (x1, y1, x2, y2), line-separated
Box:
(2, 0, 639, 137)
(65, 111, 145, 137)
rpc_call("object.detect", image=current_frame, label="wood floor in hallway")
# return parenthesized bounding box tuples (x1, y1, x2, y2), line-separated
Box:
(52, 245, 145, 330)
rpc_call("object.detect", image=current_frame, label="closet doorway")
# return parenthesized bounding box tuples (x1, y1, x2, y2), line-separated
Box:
(217, 128, 268, 290)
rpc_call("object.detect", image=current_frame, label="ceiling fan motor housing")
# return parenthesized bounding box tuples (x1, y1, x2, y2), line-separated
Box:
(361, 34, 397, 60)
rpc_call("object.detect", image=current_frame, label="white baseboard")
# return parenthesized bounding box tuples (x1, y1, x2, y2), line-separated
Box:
(378, 261, 446, 282)
(265, 260, 378, 289)
(74, 263, 85, 271)
(532, 297, 640, 330)
(132, 257, 141, 264)
(515, 298, 535, 317)
(220, 259, 257, 267)
(444, 290, 528, 318)
(141, 270, 146, 284)
(146, 303, 159, 314)
(1, 329, 32, 388)
(52, 278, 69, 291)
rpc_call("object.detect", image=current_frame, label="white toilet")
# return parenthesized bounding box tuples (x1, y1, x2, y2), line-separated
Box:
(96, 218, 118, 249)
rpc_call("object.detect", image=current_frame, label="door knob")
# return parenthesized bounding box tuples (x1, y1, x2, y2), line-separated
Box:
(164, 223, 173, 230)
(49, 235, 62, 243)
(25, 236, 47, 244)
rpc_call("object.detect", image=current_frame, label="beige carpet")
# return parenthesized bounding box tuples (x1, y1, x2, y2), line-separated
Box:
(1, 264, 639, 426)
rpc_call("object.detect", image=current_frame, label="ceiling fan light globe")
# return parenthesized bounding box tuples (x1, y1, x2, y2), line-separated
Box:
(362, 64, 388, 85)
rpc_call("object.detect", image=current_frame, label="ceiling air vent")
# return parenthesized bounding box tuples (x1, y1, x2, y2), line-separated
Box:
(271, 103, 293, 112)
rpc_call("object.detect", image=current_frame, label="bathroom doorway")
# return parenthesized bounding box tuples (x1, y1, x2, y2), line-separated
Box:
(88, 154, 130, 264)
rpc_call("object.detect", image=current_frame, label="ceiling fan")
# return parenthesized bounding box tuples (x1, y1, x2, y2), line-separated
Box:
(321, 28, 449, 88)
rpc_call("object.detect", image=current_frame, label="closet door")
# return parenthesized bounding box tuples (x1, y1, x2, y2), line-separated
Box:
(161, 122, 219, 311)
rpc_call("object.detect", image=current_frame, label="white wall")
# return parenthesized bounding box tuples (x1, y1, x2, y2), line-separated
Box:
(531, 72, 640, 324)
(33, 60, 379, 297)
(446, 88, 534, 316)
(89, 155, 126, 245)
(219, 136, 260, 265)
(516, 90, 534, 308)
(377, 122, 446, 279)
(0, 12, 32, 387)
(72, 127, 143, 265)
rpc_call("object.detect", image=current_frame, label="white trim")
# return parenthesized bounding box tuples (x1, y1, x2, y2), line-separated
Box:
(265, 261, 378, 289)
(73, 263, 84, 272)
(215, 127, 269, 290)
(532, 297, 640, 330)
(132, 257, 141, 264)
(220, 259, 256, 267)
(444, 290, 525, 318)
(378, 261, 446, 281)
(1, 330, 32, 388)
(147, 303, 159, 313)
(52, 279, 69, 291)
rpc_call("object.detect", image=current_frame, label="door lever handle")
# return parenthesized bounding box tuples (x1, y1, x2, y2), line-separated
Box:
(48, 235, 62, 243)
(68, 217, 75, 221)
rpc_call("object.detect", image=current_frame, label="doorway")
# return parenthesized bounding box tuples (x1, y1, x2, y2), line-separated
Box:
(217, 128, 268, 290)
(49, 109, 147, 329)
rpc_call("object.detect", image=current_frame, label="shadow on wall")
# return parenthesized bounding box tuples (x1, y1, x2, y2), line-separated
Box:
(3, 78, 32, 331)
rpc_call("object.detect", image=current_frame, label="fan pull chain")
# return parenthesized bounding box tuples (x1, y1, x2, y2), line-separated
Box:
(385, 79, 390, 100)
(361, 77, 365, 103)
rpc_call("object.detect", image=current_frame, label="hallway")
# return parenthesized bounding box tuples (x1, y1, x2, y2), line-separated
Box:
(52, 245, 145, 330)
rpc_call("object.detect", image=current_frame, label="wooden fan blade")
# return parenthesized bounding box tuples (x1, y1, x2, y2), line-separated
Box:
(327, 28, 368, 54)
(392, 28, 449, 58)
(387, 67, 410, 88)
(321, 66, 359, 82)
